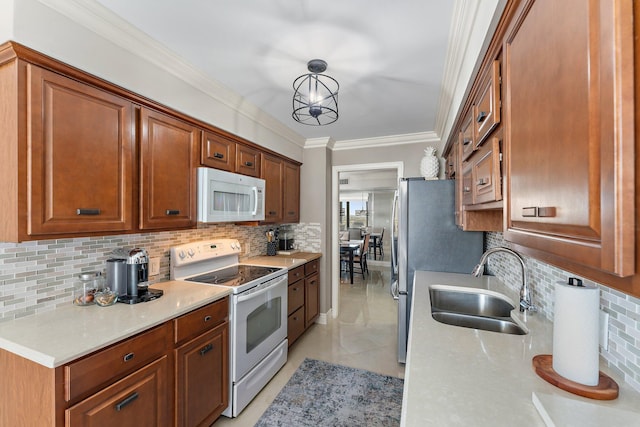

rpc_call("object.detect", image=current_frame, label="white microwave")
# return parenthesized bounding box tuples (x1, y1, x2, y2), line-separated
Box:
(198, 168, 265, 222)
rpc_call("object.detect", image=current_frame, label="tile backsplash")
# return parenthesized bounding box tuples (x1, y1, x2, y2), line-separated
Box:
(0, 223, 320, 322)
(485, 232, 640, 393)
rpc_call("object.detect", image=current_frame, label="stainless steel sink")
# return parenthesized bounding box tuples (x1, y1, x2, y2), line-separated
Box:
(429, 286, 528, 335)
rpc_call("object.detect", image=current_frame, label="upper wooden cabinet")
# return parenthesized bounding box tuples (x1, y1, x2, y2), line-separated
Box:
(504, 0, 635, 277)
(261, 153, 284, 223)
(236, 144, 262, 178)
(139, 108, 199, 230)
(201, 130, 236, 172)
(473, 60, 501, 147)
(283, 161, 300, 223)
(459, 111, 475, 161)
(28, 65, 135, 237)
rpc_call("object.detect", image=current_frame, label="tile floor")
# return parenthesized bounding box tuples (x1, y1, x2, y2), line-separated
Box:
(213, 264, 403, 426)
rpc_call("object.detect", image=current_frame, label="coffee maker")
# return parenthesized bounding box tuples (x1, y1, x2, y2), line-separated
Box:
(107, 248, 163, 304)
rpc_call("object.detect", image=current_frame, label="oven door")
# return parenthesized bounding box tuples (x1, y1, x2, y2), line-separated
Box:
(232, 273, 287, 381)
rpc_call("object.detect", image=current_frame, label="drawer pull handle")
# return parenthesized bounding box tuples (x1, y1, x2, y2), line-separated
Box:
(477, 178, 488, 186)
(166, 209, 180, 216)
(463, 187, 471, 193)
(213, 152, 224, 159)
(115, 392, 139, 411)
(200, 343, 214, 356)
(244, 161, 254, 167)
(204, 315, 212, 322)
(522, 207, 556, 218)
(288, 211, 295, 215)
(77, 208, 100, 216)
(123, 352, 135, 362)
(476, 111, 488, 123)
(463, 138, 471, 146)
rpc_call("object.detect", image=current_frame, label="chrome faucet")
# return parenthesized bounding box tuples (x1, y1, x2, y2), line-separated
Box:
(471, 247, 536, 312)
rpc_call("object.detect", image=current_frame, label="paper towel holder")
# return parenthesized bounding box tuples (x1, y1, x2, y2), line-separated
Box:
(532, 354, 619, 400)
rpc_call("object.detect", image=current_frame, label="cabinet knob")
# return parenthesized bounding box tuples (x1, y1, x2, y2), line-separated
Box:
(77, 208, 100, 215)
(123, 352, 135, 362)
(244, 161, 254, 167)
(204, 315, 212, 322)
(476, 111, 488, 123)
(463, 187, 471, 193)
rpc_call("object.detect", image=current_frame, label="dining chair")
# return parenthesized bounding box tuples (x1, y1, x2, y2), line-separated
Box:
(350, 233, 370, 279)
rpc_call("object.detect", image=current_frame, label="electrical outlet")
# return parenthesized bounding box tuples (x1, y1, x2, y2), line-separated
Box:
(599, 310, 609, 351)
(149, 258, 160, 276)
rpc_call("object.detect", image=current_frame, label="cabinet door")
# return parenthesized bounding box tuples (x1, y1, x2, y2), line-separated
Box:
(175, 323, 229, 427)
(504, 0, 634, 276)
(140, 108, 199, 230)
(305, 273, 319, 327)
(27, 65, 134, 236)
(473, 60, 501, 147)
(66, 356, 169, 427)
(471, 136, 502, 205)
(288, 281, 305, 315)
(283, 161, 300, 223)
(236, 143, 262, 178)
(288, 306, 305, 346)
(261, 153, 283, 223)
(201, 130, 235, 172)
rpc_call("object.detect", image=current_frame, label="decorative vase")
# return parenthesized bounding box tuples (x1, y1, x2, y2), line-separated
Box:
(420, 147, 439, 180)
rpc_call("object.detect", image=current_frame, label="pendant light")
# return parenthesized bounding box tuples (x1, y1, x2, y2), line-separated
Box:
(292, 59, 339, 125)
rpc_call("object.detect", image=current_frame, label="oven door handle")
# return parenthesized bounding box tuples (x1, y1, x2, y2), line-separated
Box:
(236, 281, 282, 302)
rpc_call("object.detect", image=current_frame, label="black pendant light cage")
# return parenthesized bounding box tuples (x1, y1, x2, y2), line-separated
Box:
(292, 59, 339, 125)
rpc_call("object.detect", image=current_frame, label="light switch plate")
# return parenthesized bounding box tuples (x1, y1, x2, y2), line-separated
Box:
(599, 310, 609, 351)
(149, 258, 160, 276)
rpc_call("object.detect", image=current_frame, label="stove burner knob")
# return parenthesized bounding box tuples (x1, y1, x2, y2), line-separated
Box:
(188, 248, 195, 257)
(178, 250, 186, 259)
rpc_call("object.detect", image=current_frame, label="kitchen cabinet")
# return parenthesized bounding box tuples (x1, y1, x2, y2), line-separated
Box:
(236, 143, 262, 178)
(503, 0, 635, 277)
(139, 107, 199, 230)
(470, 134, 502, 205)
(0, 60, 135, 241)
(459, 111, 475, 161)
(201, 130, 236, 172)
(473, 60, 501, 148)
(262, 153, 284, 223)
(283, 161, 301, 223)
(174, 298, 229, 427)
(66, 356, 169, 427)
(287, 259, 320, 346)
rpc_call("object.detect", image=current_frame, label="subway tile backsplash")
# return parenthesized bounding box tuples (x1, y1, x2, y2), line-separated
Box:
(0, 223, 320, 322)
(485, 231, 640, 394)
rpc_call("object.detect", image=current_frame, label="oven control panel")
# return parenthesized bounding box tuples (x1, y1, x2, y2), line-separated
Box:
(171, 239, 242, 267)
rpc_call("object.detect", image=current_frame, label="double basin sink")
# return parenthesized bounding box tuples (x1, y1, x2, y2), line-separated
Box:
(429, 285, 528, 335)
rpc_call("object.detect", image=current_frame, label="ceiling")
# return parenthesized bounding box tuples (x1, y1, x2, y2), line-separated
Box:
(91, 0, 485, 144)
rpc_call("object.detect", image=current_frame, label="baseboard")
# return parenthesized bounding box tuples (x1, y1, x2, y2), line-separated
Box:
(317, 310, 330, 325)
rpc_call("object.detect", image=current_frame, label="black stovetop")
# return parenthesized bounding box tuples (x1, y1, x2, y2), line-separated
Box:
(185, 264, 281, 287)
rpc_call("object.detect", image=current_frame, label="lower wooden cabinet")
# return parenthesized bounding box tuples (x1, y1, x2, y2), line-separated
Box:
(175, 323, 228, 427)
(66, 356, 169, 427)
(287, 258, 320, 346)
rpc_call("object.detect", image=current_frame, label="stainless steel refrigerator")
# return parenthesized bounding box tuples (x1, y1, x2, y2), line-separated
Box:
(391, 178, 483, 363)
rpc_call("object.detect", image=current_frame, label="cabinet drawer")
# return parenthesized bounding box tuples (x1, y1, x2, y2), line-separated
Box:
(65, 322, 171, 403)
(288, 282, 305, 315)
(288, 266, 305, 284)
(174, 297, 229, 345)
(287, 306, 305, 346)
(461, 166, 474, 206)
(304, 259, 319, 276)
(66, 355, 169, 426)
(460, 112, 475, 161)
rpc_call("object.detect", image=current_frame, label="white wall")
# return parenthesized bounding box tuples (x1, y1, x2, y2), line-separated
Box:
(0, 0, 13, 42)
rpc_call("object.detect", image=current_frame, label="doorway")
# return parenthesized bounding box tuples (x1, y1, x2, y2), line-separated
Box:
(331, 162, 403, 318)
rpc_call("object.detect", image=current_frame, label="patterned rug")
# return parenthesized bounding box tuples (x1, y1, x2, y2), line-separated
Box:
(255, 358, 404, 427)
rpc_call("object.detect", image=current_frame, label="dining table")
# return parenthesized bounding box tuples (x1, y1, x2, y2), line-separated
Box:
(340, 240, 362, 284)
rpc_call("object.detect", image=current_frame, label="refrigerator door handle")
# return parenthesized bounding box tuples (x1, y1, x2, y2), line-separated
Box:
(391, 190, 399, 275)
(390, 279, 399, 300)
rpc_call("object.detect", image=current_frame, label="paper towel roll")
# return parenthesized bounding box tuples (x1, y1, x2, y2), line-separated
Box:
(552, 280, 600, 386)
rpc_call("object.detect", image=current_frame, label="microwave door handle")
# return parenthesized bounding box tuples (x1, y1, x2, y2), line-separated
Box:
(252, 187, 259, 215)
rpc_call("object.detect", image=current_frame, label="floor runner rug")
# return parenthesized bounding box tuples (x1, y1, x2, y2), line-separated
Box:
(255, 358, 404, 427)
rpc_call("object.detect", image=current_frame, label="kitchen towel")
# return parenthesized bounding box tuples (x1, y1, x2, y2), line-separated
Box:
(552, 279, 600, 386)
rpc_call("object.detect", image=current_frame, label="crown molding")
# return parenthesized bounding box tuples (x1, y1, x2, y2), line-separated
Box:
(37, 0, 306, 148)
(329, 131, 439, 151)
(304, 137, 336, 150)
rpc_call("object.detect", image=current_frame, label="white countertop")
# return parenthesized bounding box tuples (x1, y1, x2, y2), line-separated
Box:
(0, 281, 232, 368)
(402, 271, 640, 427)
